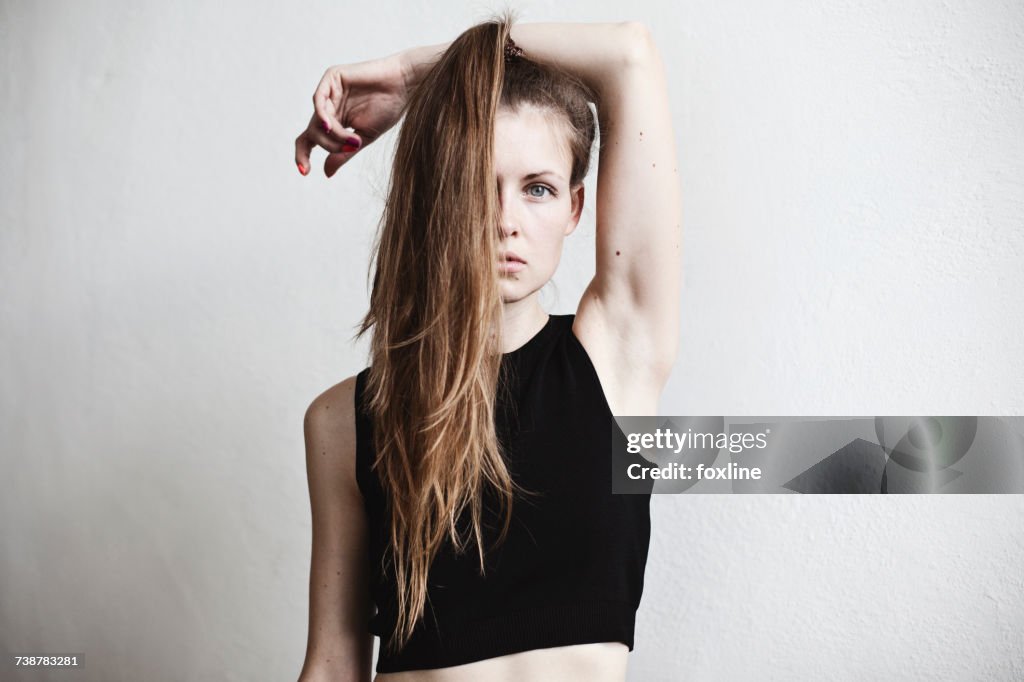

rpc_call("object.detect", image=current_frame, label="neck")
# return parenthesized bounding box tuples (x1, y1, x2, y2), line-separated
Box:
(498, 293, 548, 354)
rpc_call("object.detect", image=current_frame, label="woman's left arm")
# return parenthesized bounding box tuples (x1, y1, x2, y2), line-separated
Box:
(509, 22, 683, 386)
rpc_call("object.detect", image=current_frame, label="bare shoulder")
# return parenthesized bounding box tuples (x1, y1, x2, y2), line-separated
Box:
(573, 292, 674, 416)
(303, 375, 361, 500)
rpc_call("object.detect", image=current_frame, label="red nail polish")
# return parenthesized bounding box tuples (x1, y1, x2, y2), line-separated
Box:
(297, 162, 307, 175)
(322, 120, 331, 132)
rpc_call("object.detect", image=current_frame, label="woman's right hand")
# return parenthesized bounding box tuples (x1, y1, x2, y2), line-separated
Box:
(294, 53, 411, 178)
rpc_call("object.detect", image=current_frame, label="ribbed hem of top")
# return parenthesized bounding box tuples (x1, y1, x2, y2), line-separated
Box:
(375, 599, 638, 674)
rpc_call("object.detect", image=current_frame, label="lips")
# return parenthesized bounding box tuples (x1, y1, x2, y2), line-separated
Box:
(499, 251, 526, 264)
(498, 260, 525, 274)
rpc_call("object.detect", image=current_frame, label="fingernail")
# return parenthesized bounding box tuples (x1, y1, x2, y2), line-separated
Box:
(343, 137, 361, 150)
(322, 119, 331, 133)
(297, 162, 307, 175)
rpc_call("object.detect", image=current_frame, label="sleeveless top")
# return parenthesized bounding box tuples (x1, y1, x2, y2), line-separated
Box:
(353, 313, 654, 673)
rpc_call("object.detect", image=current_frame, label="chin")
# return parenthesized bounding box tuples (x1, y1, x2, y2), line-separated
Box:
(499, 279, 543, 305)
(499, 281, 527, 303)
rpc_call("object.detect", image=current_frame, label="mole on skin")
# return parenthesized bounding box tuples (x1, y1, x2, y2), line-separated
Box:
(616, 250, 621, 256)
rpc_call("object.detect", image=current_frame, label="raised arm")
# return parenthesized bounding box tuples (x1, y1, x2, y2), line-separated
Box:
(404, 23, 682, 395)
(298, 377, 374, 682)
(517, 23, 682, 389)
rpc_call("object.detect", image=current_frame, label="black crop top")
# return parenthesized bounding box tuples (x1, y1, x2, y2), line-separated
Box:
(353, 313, 654, 673)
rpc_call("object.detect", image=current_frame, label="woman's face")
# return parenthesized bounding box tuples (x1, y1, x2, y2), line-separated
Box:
(493, 104, 584, 304)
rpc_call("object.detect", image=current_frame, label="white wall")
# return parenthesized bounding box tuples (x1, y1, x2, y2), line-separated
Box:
(1, 1, 1022, 680)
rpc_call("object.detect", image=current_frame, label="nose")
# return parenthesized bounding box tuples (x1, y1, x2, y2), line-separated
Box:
(498, 192, 519, 238)
(500, 217, 518, 238)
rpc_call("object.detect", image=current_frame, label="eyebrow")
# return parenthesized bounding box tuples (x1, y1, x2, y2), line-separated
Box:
(523, 170, 565, 182)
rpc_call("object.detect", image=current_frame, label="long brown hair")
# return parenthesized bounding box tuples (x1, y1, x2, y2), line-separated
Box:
(354, 9, 598, 654)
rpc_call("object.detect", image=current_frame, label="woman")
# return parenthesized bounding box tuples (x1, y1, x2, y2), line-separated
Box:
(294, 12, 681, 682)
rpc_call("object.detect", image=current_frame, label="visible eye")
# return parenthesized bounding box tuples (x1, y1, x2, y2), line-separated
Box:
(526, 184, 555, 198)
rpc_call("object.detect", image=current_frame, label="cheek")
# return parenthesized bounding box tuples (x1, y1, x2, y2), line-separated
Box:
(538, 209, 569, 242)
(534, 234, 566, 271)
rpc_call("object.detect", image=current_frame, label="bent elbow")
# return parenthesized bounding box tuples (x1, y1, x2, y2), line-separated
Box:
(619, 21, 658, 68)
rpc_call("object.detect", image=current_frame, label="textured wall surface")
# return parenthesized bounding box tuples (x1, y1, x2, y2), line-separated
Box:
(1, 1, 1022, 680)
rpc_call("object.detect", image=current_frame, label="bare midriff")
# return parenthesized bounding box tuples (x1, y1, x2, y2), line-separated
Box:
(374, 642, 630, 682)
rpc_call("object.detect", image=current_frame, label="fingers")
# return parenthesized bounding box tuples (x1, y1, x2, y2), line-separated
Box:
(295, 116, 363, 177)
(295, 128, 312, 176)
(297, 67, 364, 177)
(313, 74, 340, 134)
(324, 149, 359, 178)
(325, 125, 363, 177)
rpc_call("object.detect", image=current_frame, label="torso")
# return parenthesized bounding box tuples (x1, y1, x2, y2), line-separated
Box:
(364, 306, 665, 682)
(374, 642, 628, 682)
